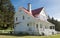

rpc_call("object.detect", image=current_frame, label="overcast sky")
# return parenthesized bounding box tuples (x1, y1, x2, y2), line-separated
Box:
(11, 0, 60, 21)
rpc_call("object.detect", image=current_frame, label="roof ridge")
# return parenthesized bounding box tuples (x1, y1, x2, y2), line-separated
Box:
(32, 7, 44, 11)
(19, 7, 44, 17)
(32, 7, 44, 17)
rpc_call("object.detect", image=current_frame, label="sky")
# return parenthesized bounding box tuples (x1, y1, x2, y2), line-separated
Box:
(11, 0, 60, 21)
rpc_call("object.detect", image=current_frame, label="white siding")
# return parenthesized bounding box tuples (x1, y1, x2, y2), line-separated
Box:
(40, 8, 48, 21)
(14, 9, 36, 34)
(14, 8, 56, 35)
(35, 8, 48, 21)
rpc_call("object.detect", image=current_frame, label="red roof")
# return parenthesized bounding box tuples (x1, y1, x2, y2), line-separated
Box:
(19, 7, 43, 17)
(19, 7, 34, 18)
(32, 7, 43, 17)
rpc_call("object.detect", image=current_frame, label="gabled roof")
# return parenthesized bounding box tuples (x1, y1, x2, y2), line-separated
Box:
(32, 7, 43, 17)
(19, 7, 34, 18)
(19, 7, 43, 17)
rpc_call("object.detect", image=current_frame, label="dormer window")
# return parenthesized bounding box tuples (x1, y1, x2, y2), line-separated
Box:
(23, 15, 24, 20)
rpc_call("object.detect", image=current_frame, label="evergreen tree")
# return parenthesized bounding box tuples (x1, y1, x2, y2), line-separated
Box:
(0, 0, 15, 30)
(47, 15, 60, 31)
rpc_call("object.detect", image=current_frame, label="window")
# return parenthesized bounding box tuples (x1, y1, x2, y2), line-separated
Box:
(50, 26, 52, 29)
(40, 24, 42, 28)
(53, 26, 55, 29)
(16, 17, 17, 21)
(50, 26, 55, 29)
(27, 24, 32, 31)
(36, 24, 38, 28)
(27, 24, 29, 26)
(23, 16, 24, 20)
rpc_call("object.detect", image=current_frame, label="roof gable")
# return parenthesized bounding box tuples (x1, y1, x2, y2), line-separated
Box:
(19, 7, 44, 17)
(19, 7, 34, 17)
(32, 7, 43, 17)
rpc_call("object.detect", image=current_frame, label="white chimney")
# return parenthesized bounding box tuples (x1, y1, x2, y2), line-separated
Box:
(28, 3, 31, 13)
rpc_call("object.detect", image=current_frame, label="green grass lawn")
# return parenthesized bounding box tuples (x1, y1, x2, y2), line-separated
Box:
(0, 34, 60, 38)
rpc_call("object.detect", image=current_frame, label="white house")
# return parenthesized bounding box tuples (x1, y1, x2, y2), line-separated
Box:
(14, 3, 56, 35)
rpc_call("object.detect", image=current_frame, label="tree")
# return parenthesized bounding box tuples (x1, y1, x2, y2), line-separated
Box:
(0, 0, 15, 30)
(47, 15, 60, 31)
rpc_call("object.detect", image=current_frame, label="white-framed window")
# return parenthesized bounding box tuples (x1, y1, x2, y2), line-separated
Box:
(36, 24, 38, 28)
(16, 17, 17, 21)
(40, 24, 42, 28)
(27, 24, 29, 27)
(27, 24, 32, 31)
(23, 15, 24, 20)
(50, 26, 55, 29)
